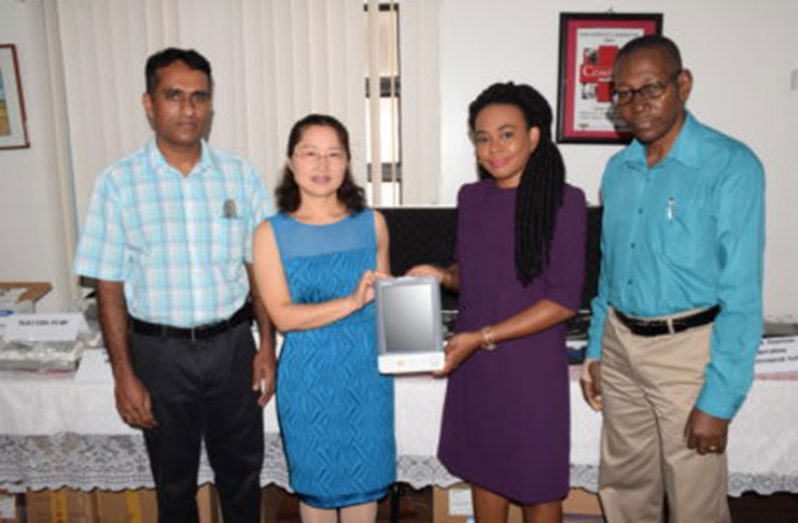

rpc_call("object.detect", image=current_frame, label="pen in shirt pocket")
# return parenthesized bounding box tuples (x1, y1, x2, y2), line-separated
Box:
(667, 197, 675, 220)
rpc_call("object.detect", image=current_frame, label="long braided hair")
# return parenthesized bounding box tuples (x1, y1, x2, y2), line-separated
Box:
(468, 82, 566, 286)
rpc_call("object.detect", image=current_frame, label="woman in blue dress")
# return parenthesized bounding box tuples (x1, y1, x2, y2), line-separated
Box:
(252, 114, 395, 522)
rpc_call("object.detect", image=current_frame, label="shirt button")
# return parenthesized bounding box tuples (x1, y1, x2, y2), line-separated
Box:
(627, 279, 633, 285)
(638, 208, 643, 214)
(630, 242, 636, 249)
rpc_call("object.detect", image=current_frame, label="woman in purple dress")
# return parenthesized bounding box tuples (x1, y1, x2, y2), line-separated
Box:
(410, 83, 586, 522)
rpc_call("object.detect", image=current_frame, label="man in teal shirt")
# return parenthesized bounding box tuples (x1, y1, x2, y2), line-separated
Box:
(581, 35, 764, 522)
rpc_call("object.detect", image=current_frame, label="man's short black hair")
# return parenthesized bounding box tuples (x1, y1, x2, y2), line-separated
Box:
(616, 34, 683, 73)
(145, 47, 212, 94)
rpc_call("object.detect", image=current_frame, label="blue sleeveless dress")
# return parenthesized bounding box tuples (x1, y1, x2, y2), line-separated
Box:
(271, 210, 396, 509)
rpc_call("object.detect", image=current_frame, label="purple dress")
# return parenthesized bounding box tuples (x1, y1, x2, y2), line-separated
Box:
(438, 180, 587, 504)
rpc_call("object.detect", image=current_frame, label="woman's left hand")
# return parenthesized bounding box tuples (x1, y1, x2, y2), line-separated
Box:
(433, 331, 483, 377)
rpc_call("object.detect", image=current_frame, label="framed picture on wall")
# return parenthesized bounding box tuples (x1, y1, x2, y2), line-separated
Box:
(556, 12, 662, 144)
(0, 44, 30, 150)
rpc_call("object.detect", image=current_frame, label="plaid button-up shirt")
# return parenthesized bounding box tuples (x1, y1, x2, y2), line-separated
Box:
(74, 140, 274, 327)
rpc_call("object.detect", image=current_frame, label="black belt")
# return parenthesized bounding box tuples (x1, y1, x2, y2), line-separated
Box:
(615, 305, 720, 337)
(130, 304, 252, 340)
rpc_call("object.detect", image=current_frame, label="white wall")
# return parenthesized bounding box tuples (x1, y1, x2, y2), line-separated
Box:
(0, 0, 73, 312)
(439, 0, 798, 318)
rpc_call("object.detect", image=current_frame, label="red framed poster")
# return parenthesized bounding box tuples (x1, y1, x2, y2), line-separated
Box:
(556, 13, 662, 144)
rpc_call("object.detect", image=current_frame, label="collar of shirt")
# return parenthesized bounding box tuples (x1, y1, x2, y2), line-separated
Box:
(146, 139, 215, 179)
(620, 111, 703, 172)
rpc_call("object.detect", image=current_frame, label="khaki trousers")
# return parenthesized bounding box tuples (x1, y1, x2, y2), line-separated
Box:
(598, 309, 730, 523)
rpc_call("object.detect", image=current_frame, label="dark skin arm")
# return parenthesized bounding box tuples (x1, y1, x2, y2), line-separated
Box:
(439, 264, 460, 291)
(434, 298, 576, 376)
(579, 359, 603, 411)
(405, 264, 576, 375)
(407, 263, 460, 291)
(96, 280, 156, 429)
(246, 263, 277, 407)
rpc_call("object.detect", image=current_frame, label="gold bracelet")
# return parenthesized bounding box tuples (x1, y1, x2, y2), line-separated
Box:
(481, 326, 497, 351)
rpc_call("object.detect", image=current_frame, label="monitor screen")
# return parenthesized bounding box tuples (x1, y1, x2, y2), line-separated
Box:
(376, 277, 442, 354)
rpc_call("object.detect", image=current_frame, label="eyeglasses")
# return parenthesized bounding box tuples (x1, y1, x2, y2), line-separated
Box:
(611, 71, 682, 106)
(293, 150, 347, 165)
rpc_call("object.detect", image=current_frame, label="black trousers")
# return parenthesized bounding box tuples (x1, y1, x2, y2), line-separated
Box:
(130, 322, 264, 523)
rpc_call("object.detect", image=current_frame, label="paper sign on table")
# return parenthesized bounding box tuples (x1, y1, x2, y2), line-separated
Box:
(756, 336, 798, 374)
(4, 313, 89, 342)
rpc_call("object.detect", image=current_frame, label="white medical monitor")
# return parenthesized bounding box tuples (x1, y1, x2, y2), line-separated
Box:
(375, 276, 444, 374)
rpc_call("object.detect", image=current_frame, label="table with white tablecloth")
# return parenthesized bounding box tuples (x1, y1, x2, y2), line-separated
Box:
(1, 351, 796, 495)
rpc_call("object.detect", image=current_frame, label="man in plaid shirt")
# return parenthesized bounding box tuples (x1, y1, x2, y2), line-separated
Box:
(74, 48, 275, 522)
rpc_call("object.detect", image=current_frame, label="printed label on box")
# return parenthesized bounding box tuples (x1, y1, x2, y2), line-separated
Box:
(5, 313, 88, 342)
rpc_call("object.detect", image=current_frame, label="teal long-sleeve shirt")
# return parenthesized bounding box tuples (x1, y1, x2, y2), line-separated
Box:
(586, 112, 765, 420)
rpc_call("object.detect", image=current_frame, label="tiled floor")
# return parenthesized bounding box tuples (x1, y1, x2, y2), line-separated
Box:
(263, 485, 798, 522)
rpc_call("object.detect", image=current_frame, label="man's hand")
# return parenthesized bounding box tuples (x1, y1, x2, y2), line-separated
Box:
(684, 407, 729, 455)
(114, 372, 156, 429)
(433, 331, 482, 377)
(580, 359, 603, 411)
(252, 345, 276, 407)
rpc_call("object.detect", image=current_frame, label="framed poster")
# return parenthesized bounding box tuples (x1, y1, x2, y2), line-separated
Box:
(556, 13, 662, 144)
(0, 44, 30, 150)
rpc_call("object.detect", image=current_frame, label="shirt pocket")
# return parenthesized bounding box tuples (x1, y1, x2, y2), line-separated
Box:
(211, 217, 245, 263)
(659, 199, 716, 269)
